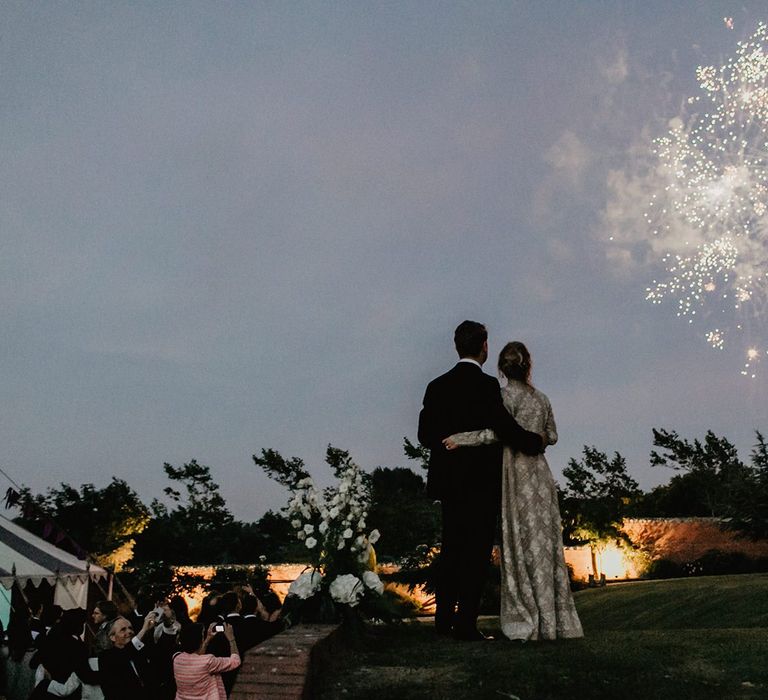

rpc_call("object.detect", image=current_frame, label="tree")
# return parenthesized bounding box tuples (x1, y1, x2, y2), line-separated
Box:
(721, 431, 768, 540)
(15, 478, 150, 569)
(403, 436, 429, 471)
(366, 467, 440, 560)
(648, 428, 753, 518)
(131, 460, 237, 565)
(252, 449, 311, 490)
(560, 446, 641, 578)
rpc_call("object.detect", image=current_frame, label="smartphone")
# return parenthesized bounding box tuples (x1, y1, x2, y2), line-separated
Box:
(152, 607, 165, 621)
(214, 623, 225, 633)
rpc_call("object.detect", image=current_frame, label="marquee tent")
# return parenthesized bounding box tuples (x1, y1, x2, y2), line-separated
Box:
(0, 514, 108, 627)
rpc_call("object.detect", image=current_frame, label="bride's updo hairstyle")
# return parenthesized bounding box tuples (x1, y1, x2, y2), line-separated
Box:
(498, 341, 532, 385)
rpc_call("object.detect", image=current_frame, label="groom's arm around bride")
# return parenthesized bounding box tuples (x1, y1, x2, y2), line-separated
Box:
(418, 324, 543, 501)
(416, 320, 545, 640)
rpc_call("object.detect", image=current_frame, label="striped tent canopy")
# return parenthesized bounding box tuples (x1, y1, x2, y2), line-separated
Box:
(0, 514, 107, 590)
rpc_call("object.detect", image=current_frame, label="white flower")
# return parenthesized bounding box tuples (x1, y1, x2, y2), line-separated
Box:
(305, 537, 317, 549)
(357, 519, 366, 530)
(297, 477, 314, 488)
(287, 570, 322, 600)
(329, 574, 364, 607)
(355, 535, 365, 547)
(329, 506, 340, 518)
(291, 519, 302, 529)
(337, 538, 345, 550)
(303, 524, 314, 535)
(368, 529, 380, 544)
(342, 528, 353, 539)
(318, 521, 329, 534)
(339, 482, 349, 493)
(297, 530, 306, 540)
(259, 555, 267, 563)
(301, 506, 311, 519)
(362, 571, 384, 595)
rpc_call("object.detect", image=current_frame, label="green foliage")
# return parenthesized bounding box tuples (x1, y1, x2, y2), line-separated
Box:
(160, 459, 234, 529)
(648, 428, 753, 517)
(560, 446, 641, 549)
(252, 449, 310, 490)
(724, 431, 768, 539)
(241, 510, 308, 563)
(634, 429, 768, 540)
(325, 445, 358, 481)
(15, 478, 150, 563)
(131, 460, 240, 565)
(403, 436, 429, 471)
(367, 467, 439, 560)
(209, 564, 270, 593)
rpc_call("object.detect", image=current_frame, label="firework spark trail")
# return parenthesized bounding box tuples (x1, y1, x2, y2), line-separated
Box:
(644, 22, 768, 377)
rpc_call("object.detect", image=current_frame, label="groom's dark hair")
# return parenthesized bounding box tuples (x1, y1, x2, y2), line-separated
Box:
(454, 320, 487, 358)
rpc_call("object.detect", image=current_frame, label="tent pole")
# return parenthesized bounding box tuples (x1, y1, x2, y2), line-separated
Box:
(12, 566, 31, 608)
(114, 574, 137, 611)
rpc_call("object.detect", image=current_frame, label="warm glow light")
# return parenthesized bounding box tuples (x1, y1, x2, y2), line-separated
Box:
(563, 542, 644, 581)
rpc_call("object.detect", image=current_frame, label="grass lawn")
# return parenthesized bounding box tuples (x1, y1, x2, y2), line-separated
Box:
(315, 573, 768, 699)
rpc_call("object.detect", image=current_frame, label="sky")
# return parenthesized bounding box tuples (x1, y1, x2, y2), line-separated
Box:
(3, 1, 768, 522)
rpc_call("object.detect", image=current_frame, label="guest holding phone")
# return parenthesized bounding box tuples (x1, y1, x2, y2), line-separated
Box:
(173, 623, 240, 700)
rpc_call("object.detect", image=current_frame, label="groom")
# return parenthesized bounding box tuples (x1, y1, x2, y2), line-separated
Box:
(418, 320, 544, 641)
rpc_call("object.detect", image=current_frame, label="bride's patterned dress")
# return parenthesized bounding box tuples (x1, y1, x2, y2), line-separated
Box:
(451, 381, 583, 641)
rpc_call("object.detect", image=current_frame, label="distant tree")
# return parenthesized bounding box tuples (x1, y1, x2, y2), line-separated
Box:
(131, 460, 237, 565)
(252, 449, 311, 490)
(647, 428, 753, 518)
(560, 446, 641, 578)
(403, 436, 429, 471)
(161, 459, 235, 530)
(15, 478, 150, 569)
(227, 510, 307, 563)
(720, 431, 768, 540)
(367, 467, 440, 560)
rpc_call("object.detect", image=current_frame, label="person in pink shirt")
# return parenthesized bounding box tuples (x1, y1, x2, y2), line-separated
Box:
(173, 622, 240, 700)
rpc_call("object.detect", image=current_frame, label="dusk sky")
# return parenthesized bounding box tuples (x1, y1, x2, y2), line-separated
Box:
(3, 2, 768, 521)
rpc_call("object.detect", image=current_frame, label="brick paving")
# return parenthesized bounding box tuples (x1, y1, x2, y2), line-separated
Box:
(230, 624, 341, 700)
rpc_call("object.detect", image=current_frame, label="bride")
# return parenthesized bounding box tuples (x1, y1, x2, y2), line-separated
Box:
(443, 341, 583, 641)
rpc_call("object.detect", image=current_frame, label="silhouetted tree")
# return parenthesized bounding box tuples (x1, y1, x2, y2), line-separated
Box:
(560, 446, 641, 577)
(16, 478, 150, 567)
(648, 428, 753, 517)
(131, 460, 237, 564)
(367, 467, 440, 560)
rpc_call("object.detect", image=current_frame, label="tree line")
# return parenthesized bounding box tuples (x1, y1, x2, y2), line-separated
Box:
(12, 428, 768, 571)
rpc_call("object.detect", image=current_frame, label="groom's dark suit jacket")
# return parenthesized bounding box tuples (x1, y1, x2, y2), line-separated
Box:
(418, 361, 543, 501)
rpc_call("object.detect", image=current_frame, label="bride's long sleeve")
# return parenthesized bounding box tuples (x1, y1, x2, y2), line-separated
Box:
(447, 428, 498, 446)
(544, 398, 558, 446)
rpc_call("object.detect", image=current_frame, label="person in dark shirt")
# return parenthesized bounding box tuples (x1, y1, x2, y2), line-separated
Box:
(98, 614, 157, 700)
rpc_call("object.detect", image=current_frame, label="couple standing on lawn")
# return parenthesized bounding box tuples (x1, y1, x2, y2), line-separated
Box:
(418, 320, 583, 642)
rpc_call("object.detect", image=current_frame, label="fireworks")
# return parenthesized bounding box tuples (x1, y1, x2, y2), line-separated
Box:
(644, 22, 768, 377)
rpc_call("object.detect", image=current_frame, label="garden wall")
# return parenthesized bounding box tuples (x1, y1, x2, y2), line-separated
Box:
(564, 517, 768, 581)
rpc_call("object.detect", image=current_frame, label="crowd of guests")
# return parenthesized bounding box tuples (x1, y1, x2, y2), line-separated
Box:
(7, 586, 282, 700)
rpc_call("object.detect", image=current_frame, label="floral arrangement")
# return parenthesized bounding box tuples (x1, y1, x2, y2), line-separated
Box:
(254, 446, 390, 624)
